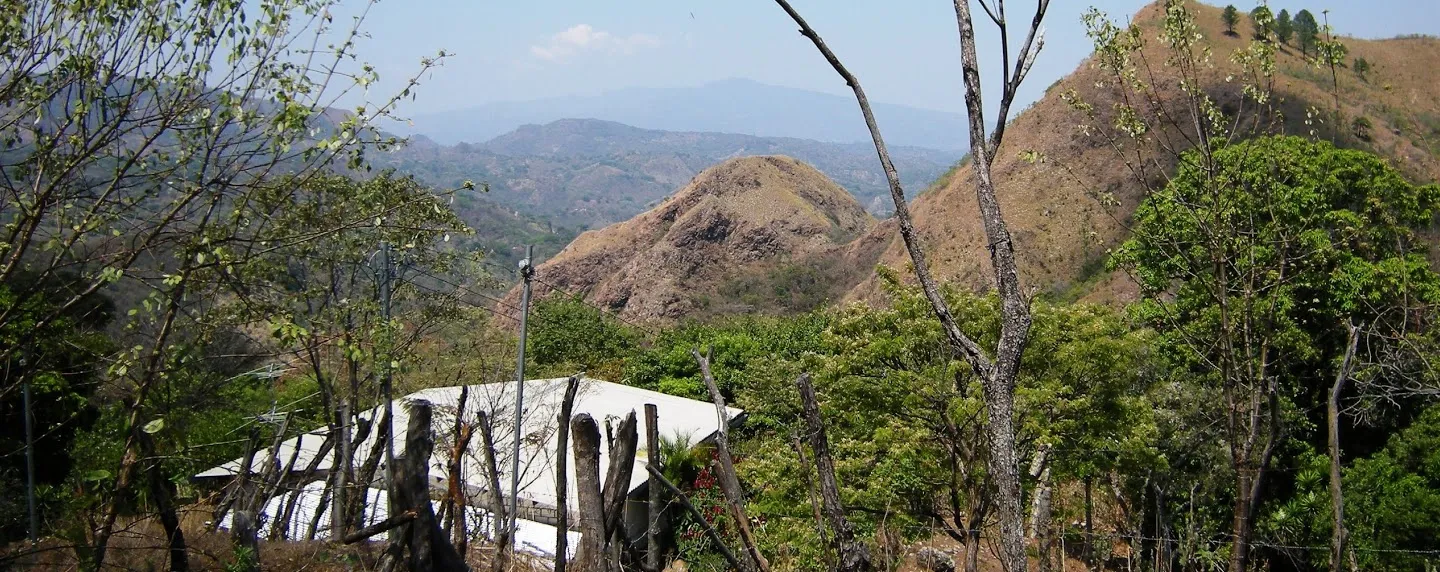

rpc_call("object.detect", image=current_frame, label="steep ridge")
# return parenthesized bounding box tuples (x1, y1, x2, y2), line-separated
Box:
(846, 1, 1440, 304)
(510, 156, 873, 321)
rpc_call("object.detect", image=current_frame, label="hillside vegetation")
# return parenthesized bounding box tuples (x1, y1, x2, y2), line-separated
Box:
(848, 1, 1440, 303)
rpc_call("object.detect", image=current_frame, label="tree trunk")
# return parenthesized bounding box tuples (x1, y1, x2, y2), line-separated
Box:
(212, 427, 261, 532)
(964, 529, 982, 572)
(1085, 476, 1095, 572)
(1228, 477, 1254, 572)
(770, 2, 1048, 571)
(1032, 467, 1053, 572)
(477, 410, 510, 569)
(448, 387, 472, 556)
(572, 413, 606, 572)
(399, 400, 467, 572)
(644, 403, 663, 572)
(601, 411, 638, 543)
(556, 375, 581, 571)
(796, 373, 872, 572)
(1328, 323, 1360, 572)
(140, 432, 187, 572)
(331, 406, 350, 540)
(645, 464, 747, 571)
(693, 347, 769, 572)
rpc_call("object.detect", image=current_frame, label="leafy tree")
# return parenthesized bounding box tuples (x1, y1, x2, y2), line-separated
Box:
(1222, 5, 1240, 35)
(739, 271, 1158, 572)
(1249, 5, 1274, 40)
(528, 293, 640, 380)
(1344, 403, 1440, 571)
(0, 0, 446, 566)
(1275, 9, 1294, 44)
(0, 276, 113, 543)
(1353, 57, 1372, 81)
(1113, 135, 1440, 570)
(1295, 9, 1321, 55)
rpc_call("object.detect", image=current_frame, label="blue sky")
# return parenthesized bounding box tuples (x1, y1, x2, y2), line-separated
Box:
(339, 1, 1440, 118)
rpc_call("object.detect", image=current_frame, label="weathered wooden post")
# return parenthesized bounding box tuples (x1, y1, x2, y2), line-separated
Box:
(556, 375, 581, 572)
(571, 413, 606, 571)
(644, 403, 662, 572)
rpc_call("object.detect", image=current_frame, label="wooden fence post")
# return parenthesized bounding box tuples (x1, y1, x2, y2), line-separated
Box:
(572, 413, 606, 571)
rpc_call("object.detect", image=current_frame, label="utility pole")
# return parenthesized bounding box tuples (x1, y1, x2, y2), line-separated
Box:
(509, 245, 535, 547)
(21, 352, 37, 544)
(378, 241, 398, 540)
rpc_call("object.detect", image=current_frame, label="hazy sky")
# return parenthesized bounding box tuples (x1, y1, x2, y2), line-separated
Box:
(337, 1, 1440, 118)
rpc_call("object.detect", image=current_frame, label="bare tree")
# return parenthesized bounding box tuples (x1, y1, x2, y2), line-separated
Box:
(796, 373, 872, 572)
(694, 347, 770, 572)
(771, 2, 1049, 570)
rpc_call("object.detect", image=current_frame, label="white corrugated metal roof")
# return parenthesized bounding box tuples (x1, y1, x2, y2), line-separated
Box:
(196, 377, 742, 513)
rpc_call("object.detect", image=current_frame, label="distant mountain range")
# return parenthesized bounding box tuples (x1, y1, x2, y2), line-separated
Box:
(390, 78, 972, 151)
(377, 118, 961, 229)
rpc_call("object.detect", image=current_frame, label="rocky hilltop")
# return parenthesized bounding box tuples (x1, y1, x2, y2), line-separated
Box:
(509, 156, 873, 320)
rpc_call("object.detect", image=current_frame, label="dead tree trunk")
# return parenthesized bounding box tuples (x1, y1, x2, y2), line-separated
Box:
(477, 410, 511, 569)
(399, 399, 468, 572)
(645, 464, 747, 572)
(212, 427, 261, 532)
(267, 433, 307, 540)
(287, 435, 334, 539)
(139, 432, 187, 572)
(556, 375, 581, 571)
(693, 347, 769, 572)
(602, 412, 638, 538)
(572, 413, 607, 572)
(771, 2, 1049, 571)
(1329, 322, 1360, 572)
(448, 387, 473, 555)
(602, 412, 639, 571)
(644, 403, 663, 572)
(796, 373, 872, 572)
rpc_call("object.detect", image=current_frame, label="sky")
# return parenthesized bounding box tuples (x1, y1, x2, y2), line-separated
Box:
(333, 0, 1440, 118)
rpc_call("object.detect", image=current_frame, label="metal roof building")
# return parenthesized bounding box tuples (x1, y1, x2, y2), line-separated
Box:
(196, 377, 742, 559)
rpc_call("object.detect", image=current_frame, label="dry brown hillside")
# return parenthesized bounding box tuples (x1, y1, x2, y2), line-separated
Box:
(845, 1, 1440, 304)
(509, 155, 874, 321)
(516, 2, 1440, 321)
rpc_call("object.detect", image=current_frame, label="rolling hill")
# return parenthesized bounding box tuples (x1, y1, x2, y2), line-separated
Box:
(506, 156, 874, 321)
(520, 1, 1440, 320)
(391, 78, 971, 151)
(378, 118, 959, 228)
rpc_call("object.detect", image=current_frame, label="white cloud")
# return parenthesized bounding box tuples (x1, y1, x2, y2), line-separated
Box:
(530, 24, 661, 62)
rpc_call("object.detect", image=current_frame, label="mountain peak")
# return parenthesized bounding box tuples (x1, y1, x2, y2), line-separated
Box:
(507, 155, 873, 321)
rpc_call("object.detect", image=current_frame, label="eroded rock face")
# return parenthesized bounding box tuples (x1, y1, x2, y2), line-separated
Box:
(505, 155, 875, 322)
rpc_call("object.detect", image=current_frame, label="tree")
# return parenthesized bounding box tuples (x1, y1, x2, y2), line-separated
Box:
(1339, 403, 1440, 572)
(1353, 57, 1372, 81)
(770, 2, 1050, 570)
(1296, 9, 1321, 56)
(1112, 136, 1440, 571)
(1222, 5, 1240, 35)
(1275, 9, 1294, 45)
(1066, 5, 1286, 566)
(0, 0, 446, 566)
(1249, 5, 1274, 41)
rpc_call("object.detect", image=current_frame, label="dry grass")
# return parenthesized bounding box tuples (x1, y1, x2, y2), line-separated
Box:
(845, 0, 1440, 305)
(2, 505, 549, 572)
(505, 155, 877, 322)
